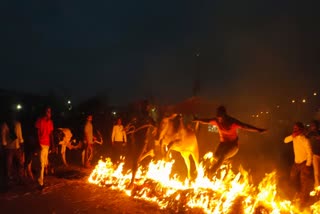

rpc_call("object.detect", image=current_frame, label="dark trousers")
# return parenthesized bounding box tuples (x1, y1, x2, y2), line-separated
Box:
(112, 142, 127, 163)
(82, 143, 93, 167)
(290, 161, 313, 207)
(210, 140, 239, 174)
(0, 149, 8, 191)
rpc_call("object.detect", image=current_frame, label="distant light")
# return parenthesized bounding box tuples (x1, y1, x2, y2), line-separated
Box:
(152, 108, 156, 112)
(266, 111, 269, 114)
(260, 112, 263, 114)
(251, 115, 255, 118)
(16, 104, 22, 110)
(292, 99, 295, 103)
(276, 105, 280, 108)
(67, 100, 71, 104)
(314, 92, 317, 96)
(112, 111, 117, 115)
(302, 99, 306, 103)
(256, 115, 259, 118)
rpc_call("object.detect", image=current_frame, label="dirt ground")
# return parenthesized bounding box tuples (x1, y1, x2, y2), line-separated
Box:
(0, 142, 315, 214)
(0, 166, 167, 214)
(1, 162, 318, 214)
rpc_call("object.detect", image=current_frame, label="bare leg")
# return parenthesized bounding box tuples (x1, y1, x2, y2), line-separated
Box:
(209, 142, 238, 177)
(85, 144, 93, 167)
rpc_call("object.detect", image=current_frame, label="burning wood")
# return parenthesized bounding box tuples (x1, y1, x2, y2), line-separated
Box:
(88, 154, 319, 213)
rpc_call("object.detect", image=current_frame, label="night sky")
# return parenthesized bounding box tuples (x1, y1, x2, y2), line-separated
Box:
(1, 0, 319, 108)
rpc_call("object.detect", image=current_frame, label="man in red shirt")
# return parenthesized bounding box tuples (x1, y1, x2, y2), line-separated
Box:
(194, 106, 266, 175)
(35, 107, 54, 188)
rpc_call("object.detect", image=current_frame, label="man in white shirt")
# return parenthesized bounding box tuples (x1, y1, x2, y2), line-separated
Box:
(1, 113, 24, 184)
(284, 122, 313, 209)
(111, 118, 127, 163)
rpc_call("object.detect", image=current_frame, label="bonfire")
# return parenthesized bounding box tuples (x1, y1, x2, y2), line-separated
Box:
(88, 152, 319, 214)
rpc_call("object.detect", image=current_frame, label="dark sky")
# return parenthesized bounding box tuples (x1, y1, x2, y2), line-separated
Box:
(1, 0, 319, 108)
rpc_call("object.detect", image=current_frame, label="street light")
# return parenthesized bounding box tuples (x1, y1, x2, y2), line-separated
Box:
(314, 92, 317, 96)
(302, 99, 306, 103)
(291, 99, 295, 103)
(16, 104, 22, 110)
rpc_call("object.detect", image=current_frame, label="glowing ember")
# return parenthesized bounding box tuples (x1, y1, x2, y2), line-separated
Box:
(88, 154, 319, 213)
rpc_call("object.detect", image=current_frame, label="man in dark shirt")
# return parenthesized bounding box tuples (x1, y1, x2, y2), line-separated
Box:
(307, 120, 320, 188)
(194, 106, 267, 175)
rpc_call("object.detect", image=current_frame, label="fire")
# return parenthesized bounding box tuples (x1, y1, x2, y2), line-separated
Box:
(88, 153, 319, 213)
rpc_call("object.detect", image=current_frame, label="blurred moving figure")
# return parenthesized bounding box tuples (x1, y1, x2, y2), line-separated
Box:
(83, 113, 94, 168)
(306, 120, 320, 188)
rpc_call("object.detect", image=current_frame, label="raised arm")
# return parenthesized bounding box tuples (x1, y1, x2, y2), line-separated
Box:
(193, 117, 217, 125)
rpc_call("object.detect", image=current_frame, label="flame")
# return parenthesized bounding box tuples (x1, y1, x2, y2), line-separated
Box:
(88, 153, 320, 213)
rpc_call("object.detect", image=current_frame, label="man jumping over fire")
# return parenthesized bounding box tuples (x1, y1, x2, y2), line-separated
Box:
(193, 105, 267, 176)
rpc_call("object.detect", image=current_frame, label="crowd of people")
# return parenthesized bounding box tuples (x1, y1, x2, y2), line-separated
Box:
(0, 107, 94, 190)
(0, 105, 131, 192)
(0, 103, 319, 210)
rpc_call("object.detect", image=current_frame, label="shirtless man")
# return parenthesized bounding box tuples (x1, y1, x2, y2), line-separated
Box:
(194, 106, 267, 175)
